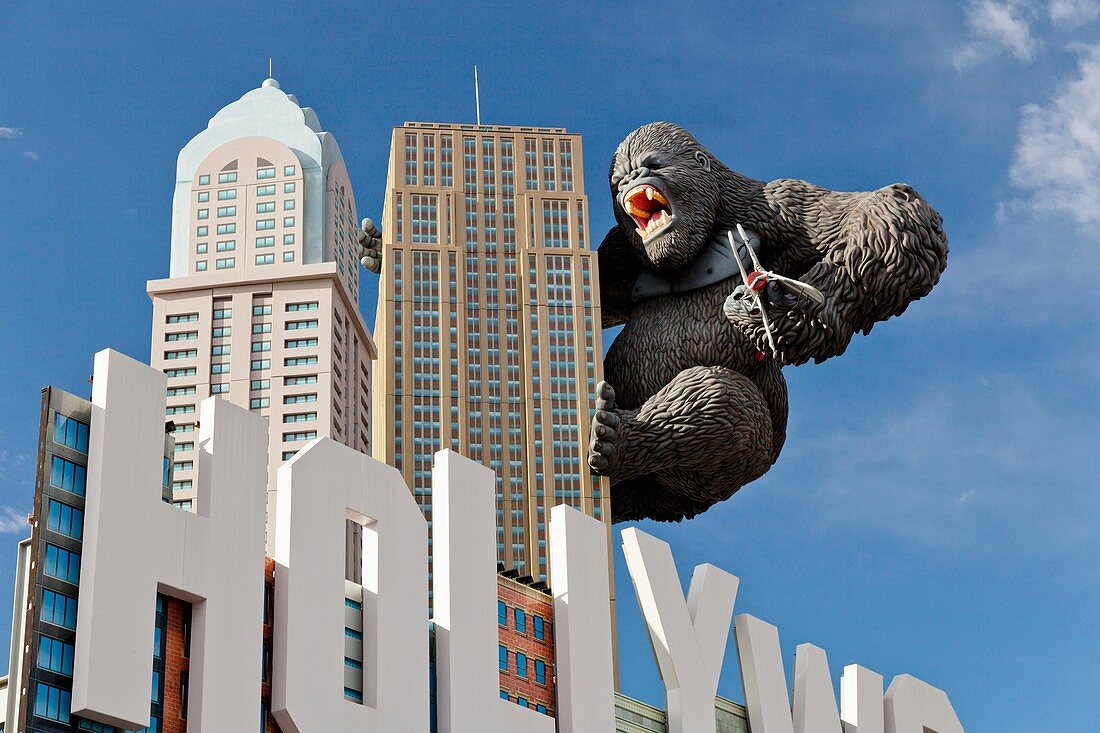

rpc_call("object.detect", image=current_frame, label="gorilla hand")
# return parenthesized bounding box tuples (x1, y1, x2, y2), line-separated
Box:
(723, 280, 800, 359)
(357, 217, 383, 274)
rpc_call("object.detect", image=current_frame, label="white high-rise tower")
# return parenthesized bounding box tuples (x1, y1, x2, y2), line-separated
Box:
(147, 78, 375, 571)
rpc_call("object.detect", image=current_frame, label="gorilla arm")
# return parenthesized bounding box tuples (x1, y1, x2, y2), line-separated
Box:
(725, 182, 948, 366)
(596, 225, 643, 328)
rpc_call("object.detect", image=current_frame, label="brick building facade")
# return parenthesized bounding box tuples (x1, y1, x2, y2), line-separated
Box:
(496, 572, 556, 716)
(161, 596, 190, 733)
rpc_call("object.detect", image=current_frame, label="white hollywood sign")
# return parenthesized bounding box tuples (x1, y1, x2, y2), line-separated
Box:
(72, 350, 963, 732)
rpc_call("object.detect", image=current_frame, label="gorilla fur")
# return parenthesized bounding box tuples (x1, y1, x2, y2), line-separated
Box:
(590, 122, 948, 523)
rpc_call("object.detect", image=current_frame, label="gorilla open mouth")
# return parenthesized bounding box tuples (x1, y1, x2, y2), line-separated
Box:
(622, 183, 675, 242)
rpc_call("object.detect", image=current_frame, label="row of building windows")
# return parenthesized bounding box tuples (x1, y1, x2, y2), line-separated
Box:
(42, 587, 78, 629)
(499, 690, 550, 715)
(34, 681, 71, 723)
(196, 215, 297, 228)
(165, 337, 319, 363)
(167, 313, 198, 324)
(53, 414, 89, 453)
(202, 372, 315, 389)
(404, 132, 572, 193)
(44, 543, 80, 585)
(47, 498, 83, 540)
(195, 164, 295, 187)
(496, 600, 546, 640)
(196, 253, 294, 269)
(497, 645, 548, 684)
(246, 391, 318, 411)
(208, 198, 299, 213)
(163, 301, 318, 330)
(50, 455, 86, 496)
(38, 634, 75, 676)
(195, 233, 296, 250)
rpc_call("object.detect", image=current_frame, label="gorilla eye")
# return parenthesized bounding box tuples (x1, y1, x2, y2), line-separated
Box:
(638, 152, 666, 170)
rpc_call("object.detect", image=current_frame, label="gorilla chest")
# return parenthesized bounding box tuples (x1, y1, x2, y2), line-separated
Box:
(605, 279, 753, 399)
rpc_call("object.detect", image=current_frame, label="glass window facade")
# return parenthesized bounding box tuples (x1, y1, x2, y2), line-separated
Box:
(53, 414, 89, 453)
(41, 588, 78, 629)
(50, 456, 86, 496)
(46, 499, 83, 540)
(44, 543, 81, 585)
(34, 682, 71, 723)
(38, 634, 75, 676)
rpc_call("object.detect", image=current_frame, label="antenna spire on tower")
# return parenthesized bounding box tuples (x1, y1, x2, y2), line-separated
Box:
(269, 58, 273, 78)
(474, 66, 482, 126)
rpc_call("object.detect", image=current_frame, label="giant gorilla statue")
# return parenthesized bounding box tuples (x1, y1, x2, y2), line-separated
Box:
(589, 121, 948, 523)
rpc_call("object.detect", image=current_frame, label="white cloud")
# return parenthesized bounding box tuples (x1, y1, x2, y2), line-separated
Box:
(0, 446, 35, 531)
(0, 506, 29, 534)
(22, 151, 40, 162)
(955, 489, 978, 504)
(955, 0, 1038, 68)
(930, 41, 1100, 327)
(1049, 0, 1100, 26)
(1009, 44, 1100, 225)
(0, 127, 21, 139)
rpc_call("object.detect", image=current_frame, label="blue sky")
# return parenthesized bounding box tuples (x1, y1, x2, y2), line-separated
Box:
(1, 1, 1097, 729)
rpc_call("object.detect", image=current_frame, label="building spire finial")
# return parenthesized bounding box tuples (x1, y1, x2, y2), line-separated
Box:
(474, 66, 482, 125)
(262, 58, 280, 89)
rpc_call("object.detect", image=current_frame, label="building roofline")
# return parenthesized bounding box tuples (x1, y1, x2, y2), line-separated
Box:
(146, 263, 377, 359)
(400, 121, 569, 134)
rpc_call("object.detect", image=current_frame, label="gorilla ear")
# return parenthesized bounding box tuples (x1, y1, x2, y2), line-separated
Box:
(693, 150, 711, 172)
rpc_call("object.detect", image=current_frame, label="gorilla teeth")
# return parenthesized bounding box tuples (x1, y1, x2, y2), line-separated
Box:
(640, 209, 674, 240)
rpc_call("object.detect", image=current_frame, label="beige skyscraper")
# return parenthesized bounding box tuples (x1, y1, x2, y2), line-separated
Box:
(373, 122, 610, 588)
(147, 78, 374, 569)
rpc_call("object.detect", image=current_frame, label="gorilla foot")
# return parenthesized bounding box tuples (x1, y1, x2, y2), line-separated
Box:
(588, 381, 623, 475)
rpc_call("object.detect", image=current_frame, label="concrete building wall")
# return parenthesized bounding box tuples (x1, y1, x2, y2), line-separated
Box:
(72, 352, 267, 731)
